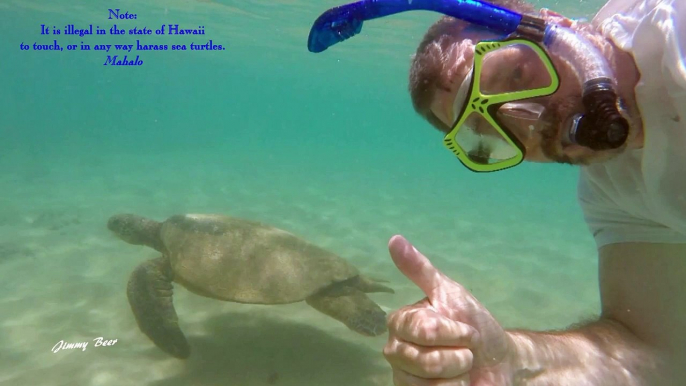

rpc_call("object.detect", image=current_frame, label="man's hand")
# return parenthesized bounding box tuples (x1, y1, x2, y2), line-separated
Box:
(383, 235, 516, 386)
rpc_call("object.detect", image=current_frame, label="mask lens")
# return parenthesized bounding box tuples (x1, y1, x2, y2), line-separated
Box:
(455, 112, 519, 165)
(479, 44, 553, 95)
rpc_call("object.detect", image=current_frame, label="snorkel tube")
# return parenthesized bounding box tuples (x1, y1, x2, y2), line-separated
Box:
(307, 0, 629, 151)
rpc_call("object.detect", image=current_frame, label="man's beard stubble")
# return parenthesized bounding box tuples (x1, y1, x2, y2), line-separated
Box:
(538, 97, 577, 165)
(536, 95, 628, 166)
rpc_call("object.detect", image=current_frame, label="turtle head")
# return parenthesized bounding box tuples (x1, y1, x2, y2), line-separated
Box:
(107, 214, 164, 252)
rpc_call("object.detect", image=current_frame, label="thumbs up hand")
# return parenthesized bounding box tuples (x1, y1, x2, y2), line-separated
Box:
(383, 235, 517, 386)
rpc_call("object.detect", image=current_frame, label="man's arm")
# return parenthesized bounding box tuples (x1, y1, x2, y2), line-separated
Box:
(506, 242, 686, 386)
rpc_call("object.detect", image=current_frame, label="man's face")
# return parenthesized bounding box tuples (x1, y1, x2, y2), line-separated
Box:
(430, 35, 633, 166)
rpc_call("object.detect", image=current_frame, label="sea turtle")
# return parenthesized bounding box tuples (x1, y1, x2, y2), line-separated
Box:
(107, 213, 394, 359)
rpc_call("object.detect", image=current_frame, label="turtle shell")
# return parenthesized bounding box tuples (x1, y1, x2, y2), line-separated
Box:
(159, 214, 359, 304)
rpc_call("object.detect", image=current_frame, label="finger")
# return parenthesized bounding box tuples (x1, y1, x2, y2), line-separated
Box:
(384, 338, 474, 379)
(392, 370, 470, 386)
(387, 307, 478, 348)
(388, 235, 463, 303)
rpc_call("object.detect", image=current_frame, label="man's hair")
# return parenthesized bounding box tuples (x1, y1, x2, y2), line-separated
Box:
(408, 0, 537, 133)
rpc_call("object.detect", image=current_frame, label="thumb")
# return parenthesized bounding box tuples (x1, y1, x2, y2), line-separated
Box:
(388, 235, 458, 304)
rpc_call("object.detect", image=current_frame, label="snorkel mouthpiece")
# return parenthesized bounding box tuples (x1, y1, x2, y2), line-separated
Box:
(567, 78, 629, 150)
(307, 2, 366, 53)
(543, 25, 629, 151)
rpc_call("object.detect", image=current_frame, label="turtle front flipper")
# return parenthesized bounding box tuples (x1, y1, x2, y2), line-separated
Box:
(127, 256, 190, 359)
(305, 288, 388, 336)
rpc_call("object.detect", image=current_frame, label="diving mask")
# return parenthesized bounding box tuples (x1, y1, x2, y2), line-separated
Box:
(444, 38, 559, 172)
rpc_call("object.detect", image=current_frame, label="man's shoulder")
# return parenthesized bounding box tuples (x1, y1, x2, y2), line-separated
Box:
(592, 0, 641, 25)
(592, 0, 679, 51)
(593, 0, 673, 25)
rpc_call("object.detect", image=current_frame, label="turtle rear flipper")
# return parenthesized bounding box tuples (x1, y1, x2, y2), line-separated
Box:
(127, 257, 190, 359)
(357, 275, 395, 294)
(305, 288, 388, 336)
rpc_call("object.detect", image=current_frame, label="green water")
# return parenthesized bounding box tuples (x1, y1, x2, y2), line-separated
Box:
(1, 0, 610, 385)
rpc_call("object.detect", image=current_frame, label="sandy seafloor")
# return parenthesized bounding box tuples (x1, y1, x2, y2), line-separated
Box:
(0, 0, 608, 384)
(0, 148, 600, 386)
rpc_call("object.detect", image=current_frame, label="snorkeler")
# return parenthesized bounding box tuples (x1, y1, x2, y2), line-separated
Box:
(308, 0, 686, 384)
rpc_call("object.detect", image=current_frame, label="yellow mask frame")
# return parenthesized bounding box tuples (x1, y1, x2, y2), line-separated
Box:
(442, 38, 560, 172)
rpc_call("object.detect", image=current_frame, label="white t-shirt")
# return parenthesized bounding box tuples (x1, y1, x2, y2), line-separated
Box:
(577, 0, 686, 247)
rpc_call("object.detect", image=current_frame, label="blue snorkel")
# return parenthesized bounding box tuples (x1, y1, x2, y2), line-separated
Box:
(307, 0, 629, 151)
(307, 0, 528, 52)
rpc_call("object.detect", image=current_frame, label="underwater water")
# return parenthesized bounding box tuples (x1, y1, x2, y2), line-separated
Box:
(2, 0, 612, 384)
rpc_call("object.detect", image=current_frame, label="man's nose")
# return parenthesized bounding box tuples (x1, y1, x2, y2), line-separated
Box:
(496, 111, 534, 141)
(496, 102, 545, 140)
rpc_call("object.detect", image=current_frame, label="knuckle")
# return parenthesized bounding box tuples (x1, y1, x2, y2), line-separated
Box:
(389, 307, 420, 329)
(416, 318, 439, 343)
(386, 315, 398, 329)
(386, 310, 403, 328)
(382, 339, 400, 360)
(416, 351, 445, 377)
